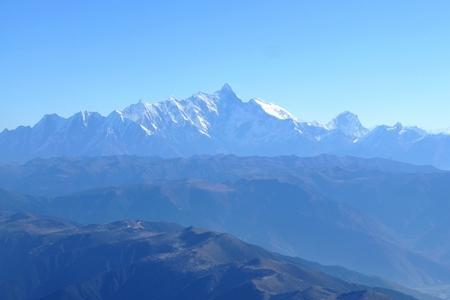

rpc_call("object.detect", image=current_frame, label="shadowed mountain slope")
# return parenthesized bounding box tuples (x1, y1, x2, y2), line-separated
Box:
(0, 212, 416, 300)
(1, 155, 450, 296)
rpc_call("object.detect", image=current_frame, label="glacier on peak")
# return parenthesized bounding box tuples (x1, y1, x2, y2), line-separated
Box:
(250, 98, 296, 121)
(1, 84, 449, 169)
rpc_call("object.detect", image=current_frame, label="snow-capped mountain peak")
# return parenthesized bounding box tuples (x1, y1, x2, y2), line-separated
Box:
(1, 84, 450, 169)
(70, 111, 102, 127)
(327, 111, 368, 138)
(382, 122, 427, 136)
(121, 101, 150, 123)
(216, 83, 237, 98)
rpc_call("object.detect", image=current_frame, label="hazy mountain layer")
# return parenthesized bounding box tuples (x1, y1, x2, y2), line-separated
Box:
(2, 155, 450, 294)
(0, 154, 438, 197)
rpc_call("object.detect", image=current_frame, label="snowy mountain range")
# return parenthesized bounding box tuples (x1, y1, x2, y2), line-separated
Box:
(1, 84, 449, 169)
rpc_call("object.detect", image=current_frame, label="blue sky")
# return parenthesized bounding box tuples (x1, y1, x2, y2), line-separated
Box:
(1, 0, 450, 131)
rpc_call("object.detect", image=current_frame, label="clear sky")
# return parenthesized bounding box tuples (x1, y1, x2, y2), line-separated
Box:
(1, 0, 450, 131)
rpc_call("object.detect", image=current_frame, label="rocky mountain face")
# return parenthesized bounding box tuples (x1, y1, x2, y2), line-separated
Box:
(1, 84, 449, 169)
(0, 212, 416, 300)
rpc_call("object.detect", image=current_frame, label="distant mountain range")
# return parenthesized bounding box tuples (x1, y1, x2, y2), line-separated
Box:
(0, 211, 417, 300)
(1, 84, 449, 169)
(2, 155, 450, 299)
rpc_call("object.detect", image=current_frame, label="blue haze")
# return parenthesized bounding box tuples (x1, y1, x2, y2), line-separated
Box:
(1, 0, 450, 130)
